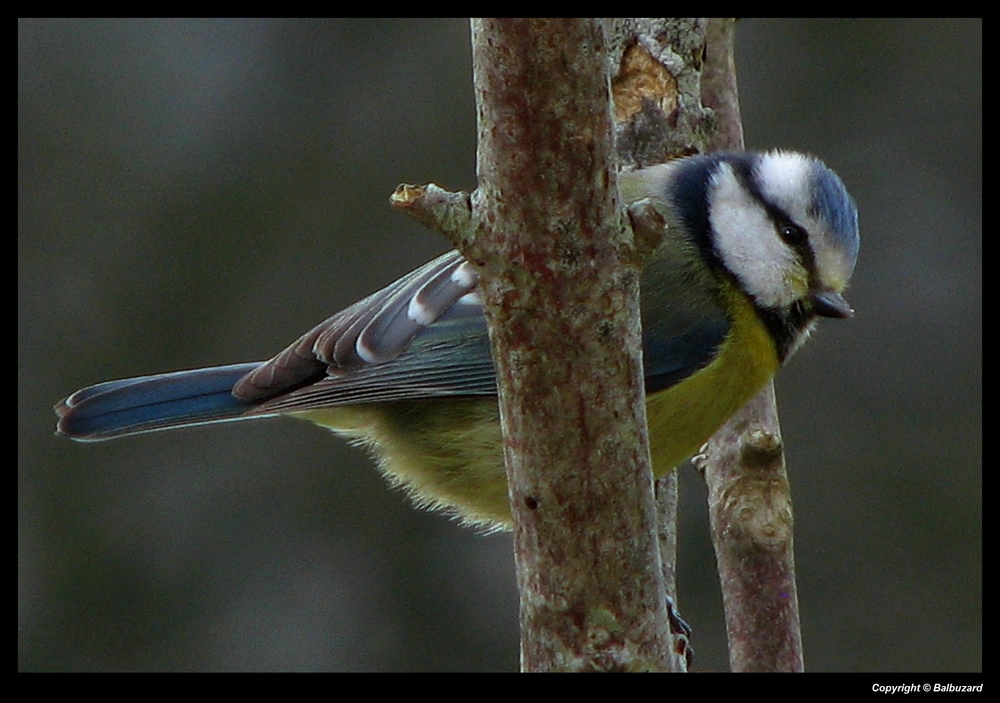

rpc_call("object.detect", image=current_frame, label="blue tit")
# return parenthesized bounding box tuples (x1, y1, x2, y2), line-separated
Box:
(55, 150, 860, 529)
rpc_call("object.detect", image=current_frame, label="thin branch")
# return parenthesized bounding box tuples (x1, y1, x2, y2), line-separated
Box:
(389, 184, 473, 250)
(699, 17, 804, 672)
(607, 18, 713, 671)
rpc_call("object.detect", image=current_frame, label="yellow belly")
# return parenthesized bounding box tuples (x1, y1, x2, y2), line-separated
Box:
(296, 288, 778, 529)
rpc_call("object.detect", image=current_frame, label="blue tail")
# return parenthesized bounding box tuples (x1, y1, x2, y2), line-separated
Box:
(55, 362, 267, 441)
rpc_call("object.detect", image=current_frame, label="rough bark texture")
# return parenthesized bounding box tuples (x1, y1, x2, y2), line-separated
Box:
(607, 18, 713, 671)
(470, 18, 672, 672)
(395, 18, 721, 672)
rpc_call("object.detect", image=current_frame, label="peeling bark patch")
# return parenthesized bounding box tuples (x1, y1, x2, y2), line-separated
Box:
(612, 42, 679, 125)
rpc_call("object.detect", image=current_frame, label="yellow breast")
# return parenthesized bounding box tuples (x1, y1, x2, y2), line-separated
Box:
(645, 281, 779, 474)
(296, 280, 778, 528)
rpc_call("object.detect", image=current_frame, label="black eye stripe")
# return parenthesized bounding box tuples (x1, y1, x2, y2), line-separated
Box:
(729, 157, 819, 280)
(730, 161, 809, 245)
(775, 219, 815, 272)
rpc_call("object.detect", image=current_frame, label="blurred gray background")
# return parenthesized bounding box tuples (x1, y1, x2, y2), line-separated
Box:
(19, 19, 981, 671)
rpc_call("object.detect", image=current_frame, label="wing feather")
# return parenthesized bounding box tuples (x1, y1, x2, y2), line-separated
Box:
(233, 251, 494, 407)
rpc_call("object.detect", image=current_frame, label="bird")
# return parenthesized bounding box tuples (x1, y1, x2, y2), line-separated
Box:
(55, 150, 860, 530)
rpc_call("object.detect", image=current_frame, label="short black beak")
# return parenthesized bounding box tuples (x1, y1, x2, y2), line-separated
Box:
(810, 289, 854, 319)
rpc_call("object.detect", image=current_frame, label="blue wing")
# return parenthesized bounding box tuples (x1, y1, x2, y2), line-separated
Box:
(55, 363, 264, 439)
(234, 250, 496, 411)
(56, 249, 729, 441)
(55, 252, 496, 440)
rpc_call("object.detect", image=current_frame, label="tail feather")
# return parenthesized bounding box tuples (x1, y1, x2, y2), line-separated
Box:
(55, 362, 267, 441)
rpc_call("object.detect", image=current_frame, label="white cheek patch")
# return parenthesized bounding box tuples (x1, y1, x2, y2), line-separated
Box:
(709, 163, 803, 309)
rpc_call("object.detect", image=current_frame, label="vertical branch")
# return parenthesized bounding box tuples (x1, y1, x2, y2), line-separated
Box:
(701, 19, 744, 153)
(396, 18, 728, 673)
(699, 17, 804, 672)
(607, 18, 713, 671)
(470, 18, 672, 672)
